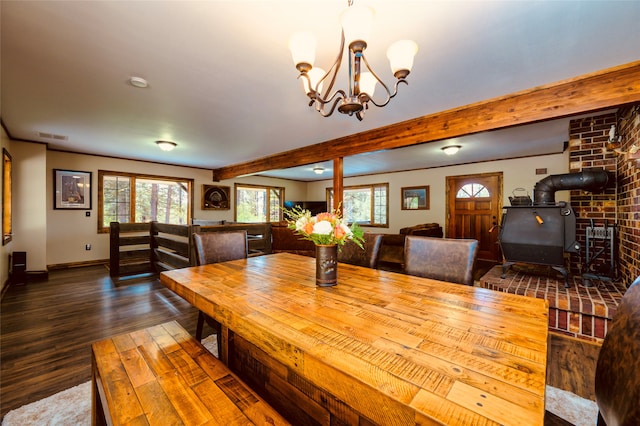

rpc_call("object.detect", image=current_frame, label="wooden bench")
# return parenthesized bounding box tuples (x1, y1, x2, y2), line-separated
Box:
(91, 320, 289, 425)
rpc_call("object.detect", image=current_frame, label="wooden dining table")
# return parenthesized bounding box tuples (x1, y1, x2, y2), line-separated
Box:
(160, 252, 548, 425)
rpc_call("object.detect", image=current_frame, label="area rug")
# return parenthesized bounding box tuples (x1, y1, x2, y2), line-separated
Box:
(1, 381, 92, 426)
(2, 333, 597, 425)
(545, 386, 598, 426)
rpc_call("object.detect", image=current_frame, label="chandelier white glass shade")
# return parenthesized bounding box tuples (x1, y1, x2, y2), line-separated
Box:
(289, 1, 418, 121)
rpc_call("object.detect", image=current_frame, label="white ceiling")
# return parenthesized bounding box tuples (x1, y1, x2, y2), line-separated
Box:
(2, 1, 639, 181)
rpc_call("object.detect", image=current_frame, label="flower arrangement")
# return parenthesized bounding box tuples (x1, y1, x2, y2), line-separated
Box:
(284, 205, 364, 249)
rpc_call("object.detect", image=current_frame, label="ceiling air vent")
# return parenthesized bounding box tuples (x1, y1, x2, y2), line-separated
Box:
(37, 132, 68, 141)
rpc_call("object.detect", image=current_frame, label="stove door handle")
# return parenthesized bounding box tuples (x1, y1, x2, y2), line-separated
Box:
(533, 211, 544, 225)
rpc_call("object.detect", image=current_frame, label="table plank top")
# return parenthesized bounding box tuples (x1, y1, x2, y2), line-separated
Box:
(160, 253, 548, 425)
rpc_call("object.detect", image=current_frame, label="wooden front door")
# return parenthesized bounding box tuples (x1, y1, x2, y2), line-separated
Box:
(446, 172, 503, 262)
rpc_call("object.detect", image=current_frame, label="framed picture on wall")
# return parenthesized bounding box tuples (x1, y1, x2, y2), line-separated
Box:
(54, 169, 92, 210)
(202, 185, 230, 210)
(401, 186, 430, 210)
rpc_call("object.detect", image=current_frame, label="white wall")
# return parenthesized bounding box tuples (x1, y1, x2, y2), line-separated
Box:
(0, 134, 46, 285)
(307, 152, 570, 234)
(45, 150, 307, 267)
(13, 142, 48, 271)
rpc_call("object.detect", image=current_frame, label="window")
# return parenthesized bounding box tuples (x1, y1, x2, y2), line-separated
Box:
(456, 183, 490, 199)
(235, 184, 284, 223)
(327, 183, 388, 227)
(98, 171, 192, 232)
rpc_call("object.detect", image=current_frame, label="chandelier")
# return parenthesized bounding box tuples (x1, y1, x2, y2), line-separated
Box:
(288, 1, 418, 121)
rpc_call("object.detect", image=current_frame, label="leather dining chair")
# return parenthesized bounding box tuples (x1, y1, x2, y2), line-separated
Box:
(338, 233, 383, 269)
(403, 235, 479, 285)
(192, 230, 248, 266)
(192, 230, 248, 349)
(594, 275, 640, 426)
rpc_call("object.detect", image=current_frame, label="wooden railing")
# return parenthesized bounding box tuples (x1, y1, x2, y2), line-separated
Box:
(150, 222, 192, 273)
(109, 222, 152, 277)
(109, 221, 272, 278)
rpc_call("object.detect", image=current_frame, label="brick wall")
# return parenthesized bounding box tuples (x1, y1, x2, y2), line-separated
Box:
(568, 113, 617, 276)
(615, 105, 640, 284)
(568, 106, 640, 286)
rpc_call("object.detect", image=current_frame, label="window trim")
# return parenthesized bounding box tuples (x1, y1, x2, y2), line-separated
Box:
(327, 182, 389, 228)
(2, 149, 12, 245)
(234, 183, 285, 223)
(456, 182, 491, 199)
(97, 170, 193, 233)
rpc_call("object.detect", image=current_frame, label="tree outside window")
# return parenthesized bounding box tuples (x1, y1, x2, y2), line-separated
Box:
(98, 171, 192, 232)
(327, 183, 388, 227)
(235, 184, 284, 223)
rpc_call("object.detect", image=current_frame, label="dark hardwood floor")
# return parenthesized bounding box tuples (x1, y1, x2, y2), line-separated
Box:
(0, 265, 211, 420)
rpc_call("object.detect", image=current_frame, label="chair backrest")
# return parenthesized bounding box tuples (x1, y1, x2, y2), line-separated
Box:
(338, 233, 383, 269)
(192, 231, 248, 266)
(271, 224, 316, 257)
(404, 235, 479, 285)
(594, 276, 640, 426)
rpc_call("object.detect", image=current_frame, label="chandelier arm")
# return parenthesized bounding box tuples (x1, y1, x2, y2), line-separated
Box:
(315, 94, 347, 117)
(302, 73, 349, 113)
(299, 73, 321, 107)
(313, 89, 347, 108)
(298, 72, 312, 90)
(365, 80, 408, 108)
(358, 53, 394, 106)
(316, 29, 346, 100)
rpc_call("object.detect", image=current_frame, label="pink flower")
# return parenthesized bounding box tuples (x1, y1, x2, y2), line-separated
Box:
(316, 213, 335, 223)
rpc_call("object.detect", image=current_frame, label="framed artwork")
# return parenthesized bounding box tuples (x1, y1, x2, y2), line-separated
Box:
(401, 185, 430, 210)
(2, 149, 12, 245)
(54, 169, 92, 210)
(202, 185, 230, 210)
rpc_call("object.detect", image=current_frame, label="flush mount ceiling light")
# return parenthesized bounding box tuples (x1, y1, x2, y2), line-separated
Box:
(129, 76, 148, 88)
(442, 145, 461, 155)
(313, 167, 325, 175)
(156, 140, 177, 151)
(289, 0, 418, 121)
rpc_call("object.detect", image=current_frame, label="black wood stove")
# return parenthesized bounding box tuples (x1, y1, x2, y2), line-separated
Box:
(498, 170, 611, 287)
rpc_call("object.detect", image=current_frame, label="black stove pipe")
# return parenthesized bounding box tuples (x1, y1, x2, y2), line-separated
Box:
(533, 170, 611, 206)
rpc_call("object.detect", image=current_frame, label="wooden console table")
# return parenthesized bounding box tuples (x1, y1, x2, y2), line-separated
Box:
(160, 253, 548, 425)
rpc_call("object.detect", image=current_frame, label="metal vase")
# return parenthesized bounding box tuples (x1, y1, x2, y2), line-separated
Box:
(315, 244, 338, 287)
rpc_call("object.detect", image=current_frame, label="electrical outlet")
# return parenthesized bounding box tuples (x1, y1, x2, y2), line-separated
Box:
(85, 244, 91, 250)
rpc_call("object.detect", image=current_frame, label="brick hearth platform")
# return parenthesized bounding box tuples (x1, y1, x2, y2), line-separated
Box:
(480, 264, 627, 342)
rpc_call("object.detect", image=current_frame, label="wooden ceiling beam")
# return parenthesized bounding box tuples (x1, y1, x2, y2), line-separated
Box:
(212, 60, 640, 181)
